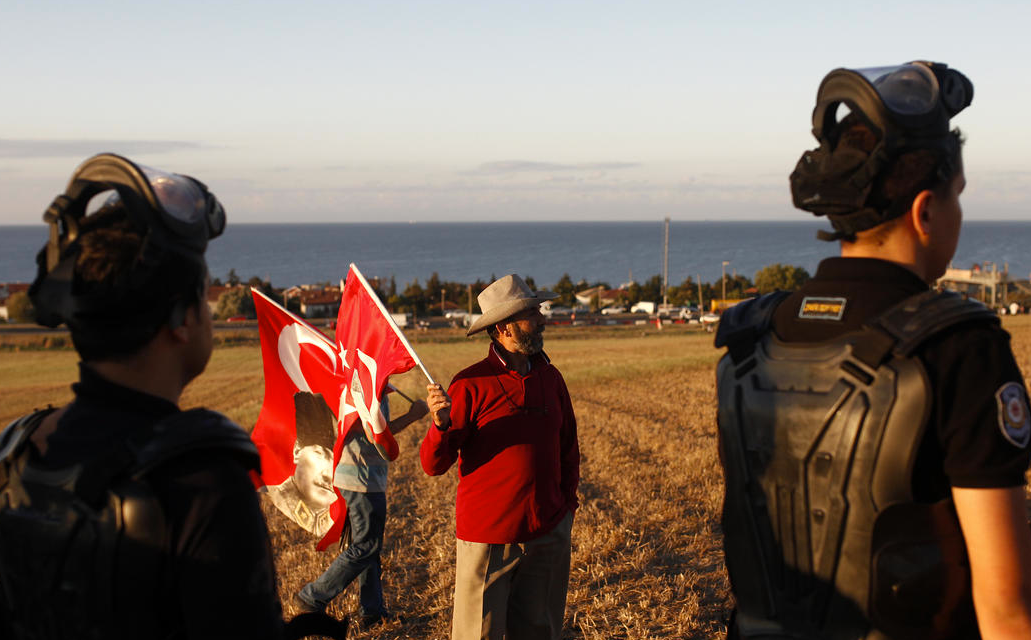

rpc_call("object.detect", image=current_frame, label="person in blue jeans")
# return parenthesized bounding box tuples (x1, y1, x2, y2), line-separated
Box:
(297, 394, 428, 627)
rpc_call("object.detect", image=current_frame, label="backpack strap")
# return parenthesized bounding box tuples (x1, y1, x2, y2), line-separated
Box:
(5, 408, 259, 508)
(132, 408, 259, 478)
(714, 292, 791, 365)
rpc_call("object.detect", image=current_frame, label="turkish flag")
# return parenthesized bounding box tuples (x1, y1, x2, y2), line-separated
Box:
(251, 289, 347, 487)
(335, 265, 417, 463)
(252, 273, 422, 550)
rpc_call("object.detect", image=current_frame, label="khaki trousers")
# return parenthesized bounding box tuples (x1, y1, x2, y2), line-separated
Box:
(452, 511, 573, 640)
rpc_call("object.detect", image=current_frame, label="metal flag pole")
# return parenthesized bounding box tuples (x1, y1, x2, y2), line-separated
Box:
(345, 263, 437, 386)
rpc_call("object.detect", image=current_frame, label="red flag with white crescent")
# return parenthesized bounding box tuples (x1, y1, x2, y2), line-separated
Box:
(252, 289, 346, 485)
(335, 265, 418, 462)
(251, 275, 423, 551)
(251, 289, 348, 547)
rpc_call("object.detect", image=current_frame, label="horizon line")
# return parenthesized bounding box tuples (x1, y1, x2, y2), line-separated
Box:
(3, 218, 1030, 227)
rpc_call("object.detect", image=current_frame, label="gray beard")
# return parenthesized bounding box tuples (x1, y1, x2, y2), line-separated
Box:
(511, 325, 544, 355)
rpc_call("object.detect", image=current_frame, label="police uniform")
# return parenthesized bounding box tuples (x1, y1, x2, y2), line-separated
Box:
(716, 257, 1031, 640)
(0, 365, 285, 639)
(775, 258, 1030, 498)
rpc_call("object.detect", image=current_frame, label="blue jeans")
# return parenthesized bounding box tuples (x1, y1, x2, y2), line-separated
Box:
(299, 490, 387, 616)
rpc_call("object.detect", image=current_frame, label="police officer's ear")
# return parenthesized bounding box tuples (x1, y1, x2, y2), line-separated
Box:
(167, 299, 201, 345)
(909, 188, 936, 245)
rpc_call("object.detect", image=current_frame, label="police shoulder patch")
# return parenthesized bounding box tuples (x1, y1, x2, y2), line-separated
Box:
(995, 381, 1031, 449)
(798, 296, 847, 321)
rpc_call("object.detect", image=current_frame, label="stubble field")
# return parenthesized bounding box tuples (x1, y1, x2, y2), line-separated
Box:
(3, 316, 1031, 639)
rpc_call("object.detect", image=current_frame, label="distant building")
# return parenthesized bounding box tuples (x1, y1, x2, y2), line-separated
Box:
(0, 283, 31, 322)
(298, 289, 340, 318)
(938, 262, 1009, 306)
(574, 286, 622, 309)
(206, 284, 233, 315)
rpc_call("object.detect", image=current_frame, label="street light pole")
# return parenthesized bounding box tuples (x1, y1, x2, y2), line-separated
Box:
(722, 260, 730, 308)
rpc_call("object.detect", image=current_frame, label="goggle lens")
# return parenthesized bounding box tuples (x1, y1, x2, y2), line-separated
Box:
(141, 165, 207, 225)
(856, 64, 939, 115)
(103, 163, 225, 238)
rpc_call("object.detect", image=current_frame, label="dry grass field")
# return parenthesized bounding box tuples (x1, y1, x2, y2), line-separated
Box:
(3, 316, 1031, 639)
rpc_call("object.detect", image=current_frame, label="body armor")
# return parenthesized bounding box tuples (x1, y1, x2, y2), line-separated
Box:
(0, 408, 259, 640)
(716, 290, 996, 640)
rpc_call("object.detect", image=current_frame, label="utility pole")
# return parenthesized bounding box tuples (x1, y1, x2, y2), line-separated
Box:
(722, 260, 730, 309)
(697, 275, 704, 313)
(662, 217, 670, 308)
(440, 289, 445, 316)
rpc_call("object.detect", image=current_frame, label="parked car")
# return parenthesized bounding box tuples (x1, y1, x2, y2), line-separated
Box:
(700, 312, 721, 326)
(678, 306, 700, 321)
(600, 306, 625, 315)
(543, 305, 573, 316)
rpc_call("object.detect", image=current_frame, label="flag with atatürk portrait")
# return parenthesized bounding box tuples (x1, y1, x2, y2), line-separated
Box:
(251, 290, 348, 544)
(251, 289, 346, 487)
(251, 272, 430, 550)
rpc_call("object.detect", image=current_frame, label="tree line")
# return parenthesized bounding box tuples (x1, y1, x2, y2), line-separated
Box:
(4, 263, 812, 323)
(210, 264, 810, 319)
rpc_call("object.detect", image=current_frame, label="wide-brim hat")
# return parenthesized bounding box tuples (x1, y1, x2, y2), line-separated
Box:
(467, 274, 558, 336)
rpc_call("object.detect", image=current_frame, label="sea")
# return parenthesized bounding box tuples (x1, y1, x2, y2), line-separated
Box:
(2, 220, 1030, 288)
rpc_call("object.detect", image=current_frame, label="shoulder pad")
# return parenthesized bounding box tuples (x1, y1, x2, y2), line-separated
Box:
(870, 290, 998, 358)
(715, 292, 791, 363)
(133, 409, 260, 477)
(0, 408, 57, 462)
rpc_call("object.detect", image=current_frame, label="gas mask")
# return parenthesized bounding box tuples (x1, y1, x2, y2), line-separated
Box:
(791, 62, 972, 240)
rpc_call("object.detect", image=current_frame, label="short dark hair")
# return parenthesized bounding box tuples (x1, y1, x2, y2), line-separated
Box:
(69, 202, 206, 361)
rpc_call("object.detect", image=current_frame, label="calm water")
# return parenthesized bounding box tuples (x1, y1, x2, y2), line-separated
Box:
(2, 221, 1030, 287)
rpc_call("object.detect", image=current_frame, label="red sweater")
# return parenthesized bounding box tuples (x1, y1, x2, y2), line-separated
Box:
(420, 344, 579, 543)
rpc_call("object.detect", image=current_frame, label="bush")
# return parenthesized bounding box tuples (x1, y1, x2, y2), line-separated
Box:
(754, 264, 810, 294)
(6, 291, 35, 323)
(215, 287, 256, 319)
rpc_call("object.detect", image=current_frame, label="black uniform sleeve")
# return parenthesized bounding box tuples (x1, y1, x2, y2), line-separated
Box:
(151, 451, 285, 640)
(921, 322, 1031, 489)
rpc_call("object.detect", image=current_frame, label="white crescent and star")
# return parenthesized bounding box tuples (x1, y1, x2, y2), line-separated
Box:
(277, 322, 383, 438)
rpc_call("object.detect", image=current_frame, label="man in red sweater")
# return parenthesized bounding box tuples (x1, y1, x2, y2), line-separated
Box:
(423, 274, 580, 640)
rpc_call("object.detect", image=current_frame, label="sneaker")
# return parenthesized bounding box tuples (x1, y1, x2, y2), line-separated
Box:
(359, 610, 404, 627)
(293, 593, 324, 614)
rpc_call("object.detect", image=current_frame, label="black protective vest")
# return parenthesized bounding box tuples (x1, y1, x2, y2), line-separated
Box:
(0, 408, 260, 640)
(716, 290, 997, 640)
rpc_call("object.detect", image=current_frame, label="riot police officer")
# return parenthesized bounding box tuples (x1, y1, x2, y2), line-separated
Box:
(716, 62, 1031, 639)
(0, 154, 285, 638)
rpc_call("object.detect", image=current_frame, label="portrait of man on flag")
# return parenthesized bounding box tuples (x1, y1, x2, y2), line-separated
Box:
(265, 391, 338, 537)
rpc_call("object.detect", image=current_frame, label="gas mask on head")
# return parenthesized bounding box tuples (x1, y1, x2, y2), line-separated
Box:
(790, 61, 973, 241)
(29, 153, 226, 341)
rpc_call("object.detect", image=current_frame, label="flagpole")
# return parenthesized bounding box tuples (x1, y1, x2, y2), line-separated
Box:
(346, 264, 437, 386)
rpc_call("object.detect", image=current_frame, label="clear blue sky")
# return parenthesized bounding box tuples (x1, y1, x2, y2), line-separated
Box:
(2, 0, 1029, 223)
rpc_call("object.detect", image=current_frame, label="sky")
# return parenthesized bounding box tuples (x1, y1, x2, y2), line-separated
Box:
(2, 0, 1030, 224)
